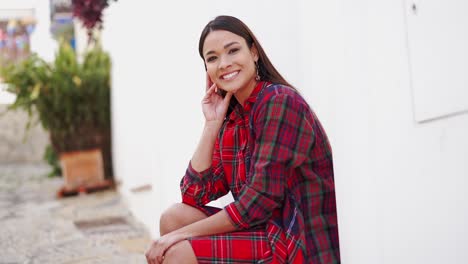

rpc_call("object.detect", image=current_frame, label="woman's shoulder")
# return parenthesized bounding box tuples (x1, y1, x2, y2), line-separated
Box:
(263, 82, 297, 95)
(260, 82, 307, 107)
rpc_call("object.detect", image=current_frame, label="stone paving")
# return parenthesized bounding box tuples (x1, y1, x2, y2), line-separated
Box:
(0, 163, 151, 263)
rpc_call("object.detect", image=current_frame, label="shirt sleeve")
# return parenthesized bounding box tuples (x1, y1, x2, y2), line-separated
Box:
(180, 136, 229, 207)
(224, 93, 315, 229)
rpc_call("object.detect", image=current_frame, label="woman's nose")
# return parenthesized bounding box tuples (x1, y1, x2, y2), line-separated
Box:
(218, 55, 232, 70)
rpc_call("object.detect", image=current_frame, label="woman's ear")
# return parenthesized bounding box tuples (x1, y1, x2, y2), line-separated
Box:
(251, 43, 259, 61)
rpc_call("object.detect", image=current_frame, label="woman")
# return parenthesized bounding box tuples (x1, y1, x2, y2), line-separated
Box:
(145, 15, 340, 264)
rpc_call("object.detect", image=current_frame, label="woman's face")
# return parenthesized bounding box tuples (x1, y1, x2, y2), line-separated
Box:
(202, 30, 258, 95)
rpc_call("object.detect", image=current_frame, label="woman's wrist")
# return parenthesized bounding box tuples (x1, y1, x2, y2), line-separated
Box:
(169, 229, 191, 241)
(190, 120, 221, 172)
(204, 120, 223, 133)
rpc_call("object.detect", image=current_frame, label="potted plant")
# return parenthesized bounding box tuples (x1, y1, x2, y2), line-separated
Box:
(0, 40, 113, 196)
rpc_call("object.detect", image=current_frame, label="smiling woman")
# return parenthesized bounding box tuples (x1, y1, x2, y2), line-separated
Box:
(202, 31, 258, 100)
(145, 15, 341, 264)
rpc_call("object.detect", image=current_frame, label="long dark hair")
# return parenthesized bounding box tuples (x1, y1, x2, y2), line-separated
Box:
(198, 15, 293, 88)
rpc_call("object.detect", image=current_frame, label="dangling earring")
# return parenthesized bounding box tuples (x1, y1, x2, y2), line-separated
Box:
(255, 61, 260, 81)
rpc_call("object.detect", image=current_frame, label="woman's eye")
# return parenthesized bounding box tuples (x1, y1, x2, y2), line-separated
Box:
(229, 48, 239, 54)
(206, 56, 217, 62)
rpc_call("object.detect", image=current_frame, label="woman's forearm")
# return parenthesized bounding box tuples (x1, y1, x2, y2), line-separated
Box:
(173, 209, 236, 239)
(190, 121, 222, 172)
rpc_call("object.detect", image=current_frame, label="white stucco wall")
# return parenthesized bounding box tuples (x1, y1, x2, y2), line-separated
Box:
(102, 1, 468, 263)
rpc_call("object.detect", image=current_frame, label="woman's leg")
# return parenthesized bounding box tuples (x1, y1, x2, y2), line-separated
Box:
(159, 204, 271, 263)
(163, 240, 197, 264)
(159, 203, 212, 236)
(146, 203, 204, 264)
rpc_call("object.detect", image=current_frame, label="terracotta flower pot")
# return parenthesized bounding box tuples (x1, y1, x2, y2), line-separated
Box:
(59, 148, 105, 190)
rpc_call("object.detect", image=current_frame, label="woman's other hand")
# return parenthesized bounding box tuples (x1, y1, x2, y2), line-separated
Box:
(202, 73, 233, 124)
(145, 233, 185, 264)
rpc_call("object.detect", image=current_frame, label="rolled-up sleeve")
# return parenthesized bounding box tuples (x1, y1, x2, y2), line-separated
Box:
(180, 137, 229, 206)
(224, 93, 315, 229)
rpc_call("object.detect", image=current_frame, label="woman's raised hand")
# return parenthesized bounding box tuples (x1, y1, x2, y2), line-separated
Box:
(202, 74, 233, 124)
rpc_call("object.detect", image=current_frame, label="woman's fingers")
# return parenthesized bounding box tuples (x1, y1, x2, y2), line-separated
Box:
(205, 73, 211, 91)
(208, 84, 216, 93)
(223, 91, 233, 103)
(210, 83, 217, 93)
(204, 84, 223, 103)
(205, 83, 216, 96)
(145, 240, 164, 264)
(206, 73, 216, 92)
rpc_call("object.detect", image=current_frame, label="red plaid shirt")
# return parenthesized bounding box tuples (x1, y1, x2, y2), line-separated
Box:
(181, 82, 340, 263)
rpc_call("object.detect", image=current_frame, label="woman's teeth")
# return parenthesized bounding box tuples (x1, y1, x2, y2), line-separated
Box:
(222, 71, 239, 80)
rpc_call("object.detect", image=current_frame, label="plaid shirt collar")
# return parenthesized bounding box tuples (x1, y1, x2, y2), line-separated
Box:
(229, 81, 268, 121)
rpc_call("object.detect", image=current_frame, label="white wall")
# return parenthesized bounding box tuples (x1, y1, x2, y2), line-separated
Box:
(102, 0, 468, 263)
(405, 0, 468, 122)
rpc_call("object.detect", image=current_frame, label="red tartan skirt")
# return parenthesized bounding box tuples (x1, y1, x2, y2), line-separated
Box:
(187, 205, 273, 263)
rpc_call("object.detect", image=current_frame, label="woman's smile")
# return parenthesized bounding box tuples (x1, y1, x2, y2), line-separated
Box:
(220, 70, 240, 81)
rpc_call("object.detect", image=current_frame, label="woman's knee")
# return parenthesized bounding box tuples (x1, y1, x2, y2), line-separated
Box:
(159, 203, 207, 235)
(159, 203, 185, 235)
(164, 240, 197, 264)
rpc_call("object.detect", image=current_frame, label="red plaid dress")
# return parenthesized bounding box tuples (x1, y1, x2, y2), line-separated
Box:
(181, 82, 340, 263)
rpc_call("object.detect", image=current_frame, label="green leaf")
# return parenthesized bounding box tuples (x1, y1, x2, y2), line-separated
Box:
(30, 83, 41, 100)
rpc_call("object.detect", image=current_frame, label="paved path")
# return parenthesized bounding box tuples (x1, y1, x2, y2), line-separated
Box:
(0, 163, 151, 263)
